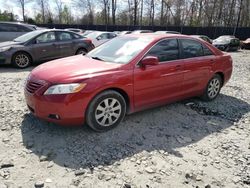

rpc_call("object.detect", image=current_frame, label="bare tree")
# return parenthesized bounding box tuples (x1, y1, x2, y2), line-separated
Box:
(54, 0, 63, 23)
(16, 0, 32, 22)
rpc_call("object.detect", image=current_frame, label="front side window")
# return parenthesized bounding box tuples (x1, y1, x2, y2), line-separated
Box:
(146, 39, 179, 62)
(57, 32, 73, 41)
(181, 39, 203, 58)
(36, 32, 56, 43)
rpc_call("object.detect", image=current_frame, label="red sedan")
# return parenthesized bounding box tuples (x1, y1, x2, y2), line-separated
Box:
(24, 34, 233, 131)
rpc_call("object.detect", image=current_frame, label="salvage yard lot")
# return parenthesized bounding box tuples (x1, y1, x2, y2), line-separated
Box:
(0, 51, 250, 187)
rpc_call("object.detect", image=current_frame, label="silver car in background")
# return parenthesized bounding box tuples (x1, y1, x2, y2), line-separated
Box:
(0, 22, 37, 42)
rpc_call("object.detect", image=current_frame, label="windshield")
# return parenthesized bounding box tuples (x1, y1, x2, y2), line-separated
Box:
(14, 30, 45, 42)
(85, 32, 100, 38)
(86, 36, 153, 64)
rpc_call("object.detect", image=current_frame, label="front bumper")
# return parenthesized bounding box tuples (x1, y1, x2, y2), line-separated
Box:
(0, 51, 12, 65)
(24, 86, 89, 126)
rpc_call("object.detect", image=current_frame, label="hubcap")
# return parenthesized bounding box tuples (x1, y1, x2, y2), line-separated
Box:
(15, 54, 29, 67)
(77, 50, 86, 55)
(208, 78, 220, 98)
(95, 98, 122, 127)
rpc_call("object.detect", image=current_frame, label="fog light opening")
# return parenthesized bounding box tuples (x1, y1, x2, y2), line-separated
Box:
(48, 114, 61, 120)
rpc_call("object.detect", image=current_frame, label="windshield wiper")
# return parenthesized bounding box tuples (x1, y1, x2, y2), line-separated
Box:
(91, 56, 104, 61)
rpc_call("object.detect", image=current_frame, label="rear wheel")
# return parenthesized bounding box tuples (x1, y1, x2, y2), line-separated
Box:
(76, 48, 87, 55)
(86, 90, 126, 132)
(202, 74, 222, 101)
(12, 52, 31, 68)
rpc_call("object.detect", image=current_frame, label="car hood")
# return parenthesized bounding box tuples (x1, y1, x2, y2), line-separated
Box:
(0, 41, 23, 48)
(31, 55, 123, 83)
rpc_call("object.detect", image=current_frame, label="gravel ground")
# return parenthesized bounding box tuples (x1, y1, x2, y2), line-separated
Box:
(0, 51, 250, 188)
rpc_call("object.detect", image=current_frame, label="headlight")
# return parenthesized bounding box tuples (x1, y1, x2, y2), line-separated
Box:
(44, 83, 87, 95)
(0, 47, 11, 52)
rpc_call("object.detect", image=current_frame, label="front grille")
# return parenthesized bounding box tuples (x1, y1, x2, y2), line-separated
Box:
(26, 81, 44, 94)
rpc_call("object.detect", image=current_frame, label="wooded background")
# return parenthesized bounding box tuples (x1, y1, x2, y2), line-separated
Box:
(0, 0, 250, 39)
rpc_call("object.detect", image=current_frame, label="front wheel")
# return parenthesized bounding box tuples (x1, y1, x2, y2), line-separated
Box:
(86, 90, 126, 132)
(202, 74, 222, 101)
(12, 52, 32, 68)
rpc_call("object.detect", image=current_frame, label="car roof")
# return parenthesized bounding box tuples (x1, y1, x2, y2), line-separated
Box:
(0, 21, 36, 27)
(127, 33, 187, 39)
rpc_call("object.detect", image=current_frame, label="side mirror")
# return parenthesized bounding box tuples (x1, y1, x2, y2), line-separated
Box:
(96, 36, 101, 40)
(140, 56, 159, 67)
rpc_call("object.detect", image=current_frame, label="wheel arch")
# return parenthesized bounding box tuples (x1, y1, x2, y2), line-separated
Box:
(75, 47, 88, 55)
(12, 50, 33, 64)
(214, 72, 225, 86)
(86, 87, 131, 115)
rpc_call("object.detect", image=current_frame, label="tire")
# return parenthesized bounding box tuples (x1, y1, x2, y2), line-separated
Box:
(201, 74, 222, 101)
(86, 90, 126, 132)
(12, 52, 32, 69)
(76, 48, 87, 55)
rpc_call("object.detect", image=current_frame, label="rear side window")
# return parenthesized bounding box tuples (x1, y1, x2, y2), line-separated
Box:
(181, 39, 204, 58)
(57, 32, 73, 41)
(146, 39, 179, 62)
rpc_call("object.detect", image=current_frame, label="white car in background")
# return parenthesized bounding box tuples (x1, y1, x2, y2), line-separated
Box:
(84, 31, 117, 47)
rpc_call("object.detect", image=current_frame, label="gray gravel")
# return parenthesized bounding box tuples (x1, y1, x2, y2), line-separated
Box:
(0, 51, 250, 188)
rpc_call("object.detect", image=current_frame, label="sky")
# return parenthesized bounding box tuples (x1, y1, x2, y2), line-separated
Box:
(0, 0, 74, 21)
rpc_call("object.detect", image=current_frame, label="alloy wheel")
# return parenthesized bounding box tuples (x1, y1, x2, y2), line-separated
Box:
(95, 98, 122, 127)
(208, 78, 221, 99)
(15, 54, 30, 68)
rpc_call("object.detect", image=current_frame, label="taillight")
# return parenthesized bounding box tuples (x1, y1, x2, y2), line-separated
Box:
(84, 38, 92, 44)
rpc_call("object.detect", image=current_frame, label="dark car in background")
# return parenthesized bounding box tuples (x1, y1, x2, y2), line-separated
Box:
(0, 29, 94, 68)
(191, 35, 213, 44)
(213, 35, 240, 51)
(0, 22, 39, 42)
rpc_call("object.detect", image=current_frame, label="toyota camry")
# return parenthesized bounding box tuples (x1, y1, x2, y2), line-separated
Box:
(24, 34, 233, 131)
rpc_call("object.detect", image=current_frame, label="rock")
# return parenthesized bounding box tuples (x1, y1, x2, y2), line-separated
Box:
(145, 167, 155, 174)
(45, 178, 52, 183)
(39, 155, 48, 162)
(47, 161, 54, 168)
(232, 176, 241, 184)
(122, 183, 132, 188)
(34, 181, 44, 188)
(1, 161, 14, 169)
(26, 141, 34, 148)
(176, 136, 192, 144)
(195, 175, 202, 181)
(75, 169, 85, 176)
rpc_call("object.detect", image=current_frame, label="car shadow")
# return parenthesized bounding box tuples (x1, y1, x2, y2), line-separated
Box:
(20, 94, 250, 170)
